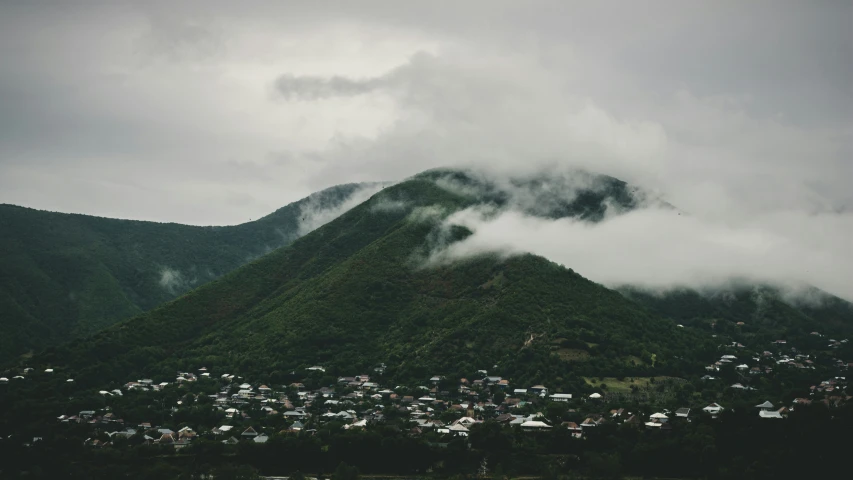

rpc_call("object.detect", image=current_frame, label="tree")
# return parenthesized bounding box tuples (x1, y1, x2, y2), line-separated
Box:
(211, 464, 260, 480)
(332, 462, 359, 480)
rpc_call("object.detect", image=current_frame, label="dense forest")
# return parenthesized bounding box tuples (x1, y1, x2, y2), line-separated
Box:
(0, 183, 375, 361)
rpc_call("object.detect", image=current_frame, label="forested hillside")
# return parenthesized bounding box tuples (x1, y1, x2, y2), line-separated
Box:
(24, 174, 709, 392)
(2, 170, 851, 479)
(0, 183, 375, 361)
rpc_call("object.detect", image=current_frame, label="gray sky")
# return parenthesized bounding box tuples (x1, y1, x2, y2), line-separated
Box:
(1, 1, 851, 296)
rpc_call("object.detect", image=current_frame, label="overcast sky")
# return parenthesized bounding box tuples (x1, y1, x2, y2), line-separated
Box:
(1, 1, 851, 296)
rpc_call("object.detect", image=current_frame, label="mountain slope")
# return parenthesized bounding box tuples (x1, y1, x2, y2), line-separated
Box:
(0, 183, 378, 361)
(9, 168, 851, 390)
(621, 285, 853, 346)
(27, 174, 708, 393)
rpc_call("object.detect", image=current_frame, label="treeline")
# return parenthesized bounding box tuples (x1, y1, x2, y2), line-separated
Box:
(1, 402, 849, 479)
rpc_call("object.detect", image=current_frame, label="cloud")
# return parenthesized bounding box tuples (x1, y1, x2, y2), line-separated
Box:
(0, 1, 850, 298)
(275, 74, 386, 100)
(296, 183, 387, 236)
(429, 204, 853, 301)
(158, 267, 194, 294)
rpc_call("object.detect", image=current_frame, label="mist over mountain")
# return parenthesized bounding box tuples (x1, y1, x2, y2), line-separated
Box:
(8, 169, 848, 389)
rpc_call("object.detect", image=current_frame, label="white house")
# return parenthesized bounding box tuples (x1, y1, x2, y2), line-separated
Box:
(549, 393, 572, 402)
(448, 424, 469, 436)
(702, 403, 724, 416)
(521, 420, 552, 431)
(649, 412, 669, 423)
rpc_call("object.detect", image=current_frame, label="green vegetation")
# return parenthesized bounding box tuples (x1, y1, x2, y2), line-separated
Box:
(14, 176, 712, 394)
(0, 183, 371, 361)
(6, 170, 851, 393)
(1, 169, 852, 479)
(583, 377, 677, 394)
(622, 286, 853, 345)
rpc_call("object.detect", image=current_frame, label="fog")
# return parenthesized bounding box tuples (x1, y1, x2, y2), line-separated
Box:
(429, 200, 852, 301)
(1, 1, 849, 298)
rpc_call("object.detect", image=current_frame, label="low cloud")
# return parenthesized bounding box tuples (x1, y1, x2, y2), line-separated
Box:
(158, 267, 194, 294)
(430, 205, 853, 302)
(275, 74, 386, 101)
(369, 197, 409, 213)
(296, 183, 387, 236)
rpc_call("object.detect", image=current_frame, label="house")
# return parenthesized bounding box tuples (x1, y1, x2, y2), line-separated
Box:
(755, 400, 782, 418)
(513, 388, 528, 396)
(649, 412, 669, 423)
(0, 377, 8, 384)
(610, 408, 626, 419)
(530, 385, 548, 396)
(562, 422, 583, 438)
(453, 417, 478, 427)
(253, 435, 269, 444)
(521, 420, 552, 431)
(675, 408, 690, 418)
(581, 417, 605, 428)
(448, 424, 470, 436)
(495, 413, 514, 423)
(702, 403, 724, 416)
(549, 393, 572, 402)
(241, 426, 259, 438)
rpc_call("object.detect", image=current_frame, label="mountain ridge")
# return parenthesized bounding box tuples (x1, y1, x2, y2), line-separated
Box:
(0, 182, 381, 361)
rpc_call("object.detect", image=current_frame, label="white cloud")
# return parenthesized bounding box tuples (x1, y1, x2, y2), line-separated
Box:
(430, 205, 853, 301)
(0, 0, 850, 298)
(297, 183, 387, 236)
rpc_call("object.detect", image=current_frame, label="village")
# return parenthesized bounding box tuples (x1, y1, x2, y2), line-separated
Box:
(1, 343, 844, 451)
(0, 326, 850, 453)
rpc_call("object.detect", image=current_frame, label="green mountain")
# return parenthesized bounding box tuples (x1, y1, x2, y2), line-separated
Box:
(2, 168, 851, 480)
(622, 284, 853, 346)
(23, 170, 708, 390)
(8, 168, 851, 390)
(0, 183, 379, 361)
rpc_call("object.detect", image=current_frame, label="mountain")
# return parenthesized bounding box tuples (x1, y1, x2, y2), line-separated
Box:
(7, 167, 852, 388)
(19, 170, 710, 391)
(3, 168, 851, 479)
(621, 284, 853, 345)
(0, 182, 380, 361)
